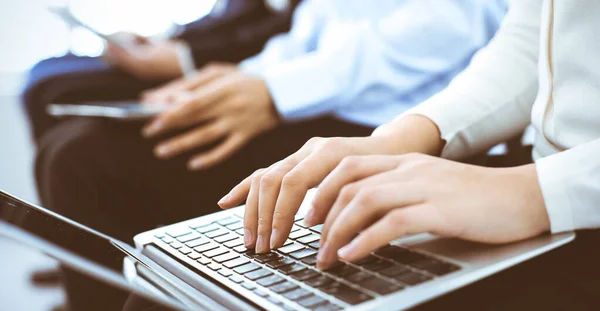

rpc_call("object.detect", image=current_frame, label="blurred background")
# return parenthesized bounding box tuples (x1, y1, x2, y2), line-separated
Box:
(0, 1, 215, 310)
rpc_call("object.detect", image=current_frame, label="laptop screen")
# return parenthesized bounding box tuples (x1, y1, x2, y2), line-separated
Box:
(0, 191, 182, 311)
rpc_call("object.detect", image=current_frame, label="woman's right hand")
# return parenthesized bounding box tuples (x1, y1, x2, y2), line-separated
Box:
(218, 114, 445, 253)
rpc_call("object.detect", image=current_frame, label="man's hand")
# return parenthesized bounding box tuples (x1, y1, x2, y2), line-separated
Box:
(104, 34, 184, 80)
(218, 136, 402, 253)
(311, 154, 550, 269)
(142, 66, 280, 170)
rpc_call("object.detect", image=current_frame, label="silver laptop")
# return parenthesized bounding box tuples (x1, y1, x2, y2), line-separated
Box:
(133, 191, 575, 311)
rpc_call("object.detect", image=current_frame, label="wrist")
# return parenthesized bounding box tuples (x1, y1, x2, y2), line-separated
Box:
(372, 114, 445, 156)
(505, 164, 551, 234)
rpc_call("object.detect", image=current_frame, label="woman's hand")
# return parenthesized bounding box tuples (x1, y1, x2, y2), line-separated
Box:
(142, 65, 280, 169)
(312, 154, 550, 269)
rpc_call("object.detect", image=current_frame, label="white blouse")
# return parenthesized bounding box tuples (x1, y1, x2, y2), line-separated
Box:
(401, 0, 600, 233)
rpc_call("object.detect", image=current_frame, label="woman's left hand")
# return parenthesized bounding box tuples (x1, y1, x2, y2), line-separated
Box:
(312, 153, 551, 270)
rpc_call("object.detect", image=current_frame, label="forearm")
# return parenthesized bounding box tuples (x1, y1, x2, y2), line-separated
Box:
(372, 114, 445, 157)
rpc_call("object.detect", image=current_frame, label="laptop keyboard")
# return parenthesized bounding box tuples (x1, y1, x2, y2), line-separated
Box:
(153, 214, 461, 310)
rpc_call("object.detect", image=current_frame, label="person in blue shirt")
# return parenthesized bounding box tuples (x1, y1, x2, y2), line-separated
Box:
(35, 0, 506, 246)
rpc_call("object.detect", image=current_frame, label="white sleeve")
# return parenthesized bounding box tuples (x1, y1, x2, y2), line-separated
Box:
(536, 139, 600, 233)
(399, 0, 543, 160)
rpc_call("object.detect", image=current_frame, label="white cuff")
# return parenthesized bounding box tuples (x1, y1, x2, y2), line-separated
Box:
(174, 42, 196, 77)
(535, 154, 576, 233)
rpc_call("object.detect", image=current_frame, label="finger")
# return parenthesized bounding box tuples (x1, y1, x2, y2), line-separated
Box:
(255, 160, 301, 252)
(187, 134, 246, 170)
(318, 183, 423, 269)
(218, 138, 322, 210)
(142, 66, 227, 103)
(338, 205, 435, 262)
(268, 141, 348, 249)
(142, 83, 229, 137)
(243, 169, 266, 248)
(153, 121, 227, 159)
(308, 155, 402, 226)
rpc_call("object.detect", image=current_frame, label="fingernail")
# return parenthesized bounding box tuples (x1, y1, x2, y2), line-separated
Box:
(188, 159, 203, 170)
(155, 145, 170, 158)
(244, 229, 253, 247)
(143, 121, 163, 137)
(270, 229, 280, 249)
(218, 193, 230, 206)
(256, 235, 267, 253)
(303, 209, 315, 226)
(317, 242, 335, 266)
(338, 241, 356, 260)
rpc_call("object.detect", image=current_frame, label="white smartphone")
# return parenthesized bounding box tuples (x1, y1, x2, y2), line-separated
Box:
(48, 5, 134, 48)
(47, 101, 170, 120)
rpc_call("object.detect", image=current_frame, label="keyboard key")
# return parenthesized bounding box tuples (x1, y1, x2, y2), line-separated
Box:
(204, 247, 229, 258)
(314, 303, 343, 311)
(309, 241, 321, 249)
(223, 257, 250, 269)
(354, 255, 378, 266)
(218, 269, 233, 277)
(205, 228, 229, 239)
(170, 241, 184, 249)
(253, 289, 269, 297)
(235, 228, 245, 235)
(375, 245, 425, 264)
(295, 219, 308, 228)
(363, 259, 394, 272)
(166, 226, 193, 238)
(297, 295, 327, 308)
(217, 217, 239, 226)
(283, 239, 294, 246)
(267, 296, 282, 306)
(270, 282, 299, 294)
(160, 236, 174, 244)
(188, 220, 212, 229)
(278, 243, 304, 254)
(409, 259, 460, 276)
(185, 236, 210, 248)
(241, 282, 256, 290)
(289, 229, 311, 239)
(282, 288, 312, 301)
(290, 248, 317, 260)
(187, 251, 202, 260)
(245, 269, 273, 281)
(327, 264, 359, 277)
(215, 233, 238, 244)
(304, 275, 333, 288)
(214, 252, 239, 263)
(233, 245, 247, 253)
(229, 275, 244, 284)
(298, 234, 320, 244)
(279, 263, 306, 275)
(319, 283, 373, 305)
(208, 263, 221, 271)
(224, 238, 244, 248)
(309, 224, 324, 233)
(194, 242, 219, 253)
(177, 231, 203, 243)
(197, 257, 211, 265)
(178, 246, 193, 255)
(196, 223, 220, 234)
(394, 270, 433, 286)
(344, 271, 374, 283)
(378, 264, 410, 277)
(290, 225, 301, 232)
(233, 262, 260, 274)
(154, 232, 166, 239)
(243, 249, 261, 259)
(257, 275, 285, 287)
(254, 252, 281, 263)
(359, 277, 404, 295)
(291, 268, 320, 281)
(226, 222, 244, 231)
(301, 254, 318, 266)
(266, 258, 294, 269)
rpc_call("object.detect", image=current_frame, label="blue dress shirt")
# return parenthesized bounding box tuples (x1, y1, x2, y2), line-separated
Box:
(240, 0, 507, 127)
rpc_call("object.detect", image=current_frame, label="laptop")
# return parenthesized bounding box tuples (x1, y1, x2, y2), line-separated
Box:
(133, 190, 575, 311)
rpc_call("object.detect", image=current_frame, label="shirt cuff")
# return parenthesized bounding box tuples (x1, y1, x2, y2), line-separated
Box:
(536, 156, 576, 233)
(239, 53, 341, 121)
(174, 42, 196, 76)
